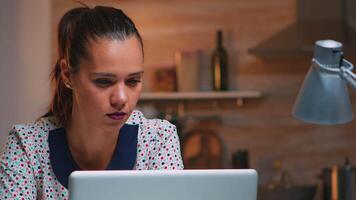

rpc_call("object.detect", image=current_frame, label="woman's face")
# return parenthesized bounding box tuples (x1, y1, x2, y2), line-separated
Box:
(69, 36, 143, 130)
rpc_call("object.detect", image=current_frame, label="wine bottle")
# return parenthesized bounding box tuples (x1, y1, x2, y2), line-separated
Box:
(211, 30, 228, 91)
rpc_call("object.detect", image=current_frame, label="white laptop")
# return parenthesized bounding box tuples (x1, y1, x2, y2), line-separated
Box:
(68, 169, 258, 200)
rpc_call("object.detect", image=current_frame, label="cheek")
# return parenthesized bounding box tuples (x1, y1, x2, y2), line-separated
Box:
(74, 81, 108, 111)
(72, 73, 112, 115)
(128, 86, 142, 107)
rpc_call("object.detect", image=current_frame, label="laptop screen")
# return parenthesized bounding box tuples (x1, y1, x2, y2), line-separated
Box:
(69, 169, 258, 200)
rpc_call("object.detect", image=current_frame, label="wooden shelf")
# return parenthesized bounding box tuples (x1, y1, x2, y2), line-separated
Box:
(140, 91, 262, 101)
(138, 91, 262, 116)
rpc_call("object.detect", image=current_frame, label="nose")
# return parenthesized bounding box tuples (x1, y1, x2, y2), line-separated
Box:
(110, 83, 128, 109)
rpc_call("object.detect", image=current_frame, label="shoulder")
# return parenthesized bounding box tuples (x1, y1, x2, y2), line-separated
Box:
(9, 116, 61, 148)
(1, 117, 61, 199)
(126, 110, 177, 140)
(11, 116, 60, 136)
(130, 110, 183, 170)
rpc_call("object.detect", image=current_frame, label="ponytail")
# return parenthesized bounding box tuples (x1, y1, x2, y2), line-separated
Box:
(48, 60, 73, 127)
(47, 7, 88, 126)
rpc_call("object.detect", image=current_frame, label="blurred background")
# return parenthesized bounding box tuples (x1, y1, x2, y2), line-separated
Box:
(1, 0, 355, 200)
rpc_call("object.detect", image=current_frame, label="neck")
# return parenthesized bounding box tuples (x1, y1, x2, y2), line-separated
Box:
(66, 110, 122, 170)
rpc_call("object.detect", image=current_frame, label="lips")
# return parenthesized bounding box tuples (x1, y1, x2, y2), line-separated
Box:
(106, 112, 127, 120)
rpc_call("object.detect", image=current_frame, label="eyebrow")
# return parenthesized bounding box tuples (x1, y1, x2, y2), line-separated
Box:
(90, 71, 144, 78)
(128, 71, 144, 77)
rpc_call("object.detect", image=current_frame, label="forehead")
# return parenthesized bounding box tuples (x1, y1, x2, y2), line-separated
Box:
(81, 37, 143, 75)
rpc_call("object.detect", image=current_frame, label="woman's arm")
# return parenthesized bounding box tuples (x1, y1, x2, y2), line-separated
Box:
(0, 129, 37, 200)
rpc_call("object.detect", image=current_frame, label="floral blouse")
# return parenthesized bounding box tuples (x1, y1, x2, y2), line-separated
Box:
(0, 110, 183, 199)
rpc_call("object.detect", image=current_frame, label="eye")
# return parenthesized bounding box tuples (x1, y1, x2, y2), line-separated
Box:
(126, 78, 141, 87)
(94, 78, 114, 87)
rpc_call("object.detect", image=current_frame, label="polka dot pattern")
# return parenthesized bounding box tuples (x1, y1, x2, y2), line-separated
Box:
(126, 111, 183, 170)
(0, 110, 183, 199)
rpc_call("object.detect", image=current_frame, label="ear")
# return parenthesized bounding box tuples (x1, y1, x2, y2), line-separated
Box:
(59, 59, 72, 89)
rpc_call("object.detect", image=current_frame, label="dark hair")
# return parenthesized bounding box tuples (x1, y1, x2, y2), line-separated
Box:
(46, 5, 143, 127)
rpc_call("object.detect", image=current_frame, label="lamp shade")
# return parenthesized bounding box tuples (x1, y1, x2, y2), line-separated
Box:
(292, 40, 353, 125)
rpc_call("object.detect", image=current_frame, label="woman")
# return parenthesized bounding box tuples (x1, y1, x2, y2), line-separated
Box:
(0, 5, 183, 199)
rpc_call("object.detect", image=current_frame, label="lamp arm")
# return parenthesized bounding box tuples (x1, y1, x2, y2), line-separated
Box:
(340, 59, 356, 89)
(312, 58, 356, 89)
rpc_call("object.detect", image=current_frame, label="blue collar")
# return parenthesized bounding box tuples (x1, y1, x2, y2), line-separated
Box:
(48, 124, 138, 188)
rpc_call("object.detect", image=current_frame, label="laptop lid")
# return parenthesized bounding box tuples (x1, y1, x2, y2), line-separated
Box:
(68, 169, 258, 200)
